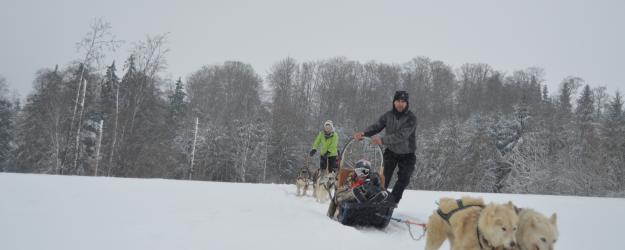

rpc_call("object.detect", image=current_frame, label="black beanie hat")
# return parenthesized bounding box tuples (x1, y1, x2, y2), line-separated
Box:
(393, 90, 409, 102)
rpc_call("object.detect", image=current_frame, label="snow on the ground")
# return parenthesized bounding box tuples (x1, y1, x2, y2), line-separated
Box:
(1, 173, 623, 250)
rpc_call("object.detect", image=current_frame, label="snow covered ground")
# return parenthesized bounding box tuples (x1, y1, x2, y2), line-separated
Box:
(1, 173, 623, 250)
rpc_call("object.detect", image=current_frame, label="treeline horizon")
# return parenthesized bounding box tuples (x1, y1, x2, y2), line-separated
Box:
(0, 20, 623, 198)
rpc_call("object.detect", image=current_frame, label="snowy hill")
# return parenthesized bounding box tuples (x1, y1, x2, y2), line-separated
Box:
(1, 173, 623, 250)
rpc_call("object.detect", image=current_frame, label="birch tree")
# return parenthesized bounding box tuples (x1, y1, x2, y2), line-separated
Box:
(66, 18, 122, 174)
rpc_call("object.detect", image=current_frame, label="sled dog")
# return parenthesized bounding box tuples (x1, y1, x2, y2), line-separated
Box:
(515, 208, 558, 250)
(295, 168, 312, 196)
(314, 170, 336, 203)
(425, 196, 519, 250)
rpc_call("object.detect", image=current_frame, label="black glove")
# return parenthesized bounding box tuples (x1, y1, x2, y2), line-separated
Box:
(353, 186, 367, 203)
(309, 149, 317, 157)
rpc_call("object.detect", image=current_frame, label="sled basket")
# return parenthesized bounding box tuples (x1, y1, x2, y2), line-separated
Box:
(337, 138, 385, 188)
(337, 200, 397, 229)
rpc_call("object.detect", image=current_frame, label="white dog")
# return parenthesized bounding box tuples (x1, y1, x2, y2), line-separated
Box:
(314, 170, 336, 203)
(425, 196, 519, 250)
(516, 208, 558, 250)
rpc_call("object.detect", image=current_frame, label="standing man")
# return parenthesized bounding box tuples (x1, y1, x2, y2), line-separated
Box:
(310, 120, 339, 173)
(353, 90, 417, 204)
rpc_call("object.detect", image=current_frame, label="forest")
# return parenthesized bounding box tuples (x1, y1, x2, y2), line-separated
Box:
(1, 19, 623, 197)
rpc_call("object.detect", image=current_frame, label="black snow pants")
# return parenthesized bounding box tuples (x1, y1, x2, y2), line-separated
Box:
(382, 149, 416, 204)
(320, 155, 338, 173)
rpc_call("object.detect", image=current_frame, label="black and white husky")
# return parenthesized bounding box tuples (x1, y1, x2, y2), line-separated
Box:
(295, 169, 313, 197)
(314, 170, 336, 203)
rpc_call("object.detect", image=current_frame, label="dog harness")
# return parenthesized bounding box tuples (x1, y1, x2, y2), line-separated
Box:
(436, 199, 485, 224)
(436, 199, 497, 250)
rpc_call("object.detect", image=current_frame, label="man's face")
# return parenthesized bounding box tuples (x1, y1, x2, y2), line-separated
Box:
(394, 99, 407, 112)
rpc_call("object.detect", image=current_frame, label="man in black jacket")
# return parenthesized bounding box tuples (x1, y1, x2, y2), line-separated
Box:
(353, 90, 417, 204)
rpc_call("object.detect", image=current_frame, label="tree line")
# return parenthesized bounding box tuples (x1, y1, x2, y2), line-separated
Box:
(0, 19, 623, 197)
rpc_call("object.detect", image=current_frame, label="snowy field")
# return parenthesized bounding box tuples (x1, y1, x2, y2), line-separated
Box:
(1, 173, 623, 250)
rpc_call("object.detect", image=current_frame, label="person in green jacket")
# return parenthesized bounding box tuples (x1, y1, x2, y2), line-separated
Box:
(310, 120, 339, 173)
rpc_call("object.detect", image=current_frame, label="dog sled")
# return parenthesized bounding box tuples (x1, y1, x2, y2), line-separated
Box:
(328, 138, 397, 229)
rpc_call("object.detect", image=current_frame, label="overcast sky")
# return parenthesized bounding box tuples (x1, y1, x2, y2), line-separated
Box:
(1, 0, 623, 99)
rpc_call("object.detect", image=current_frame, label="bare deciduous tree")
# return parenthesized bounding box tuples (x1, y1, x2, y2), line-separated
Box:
(66, 18, 122, 175)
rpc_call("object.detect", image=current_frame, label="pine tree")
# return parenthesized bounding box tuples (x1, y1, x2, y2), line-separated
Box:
(558, 81, 574, 116)
(101, 61, 119, 120)
(602, 91, 625, 190)
(168, 77, 186, 122)
(112, 52, 176, 178)
(0, 77, 11, 170)
(606, 91, 623, 125)
(99, 61, 119, 175)
(576, 85, 595, 144)
(572, 84, 605, 194)
(0, 97, 14, 171)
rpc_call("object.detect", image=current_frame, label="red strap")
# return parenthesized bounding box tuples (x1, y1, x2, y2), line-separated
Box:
(351, 179, 365, 188)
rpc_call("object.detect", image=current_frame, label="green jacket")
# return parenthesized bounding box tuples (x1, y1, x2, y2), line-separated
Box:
(312, 131, 339, 157)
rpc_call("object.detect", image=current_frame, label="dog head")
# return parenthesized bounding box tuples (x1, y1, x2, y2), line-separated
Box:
(479, 201, 520, 250)
(297, 169, 310, 179)
(319, 171, 337, 187)
(517, 209, 558, 250)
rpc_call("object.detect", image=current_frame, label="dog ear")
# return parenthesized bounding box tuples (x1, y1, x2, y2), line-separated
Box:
(549, 213, 557, 226)
(530, 215, 537, 228)
(506, 201, 516, 211)
(506, 201, 513, 207)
